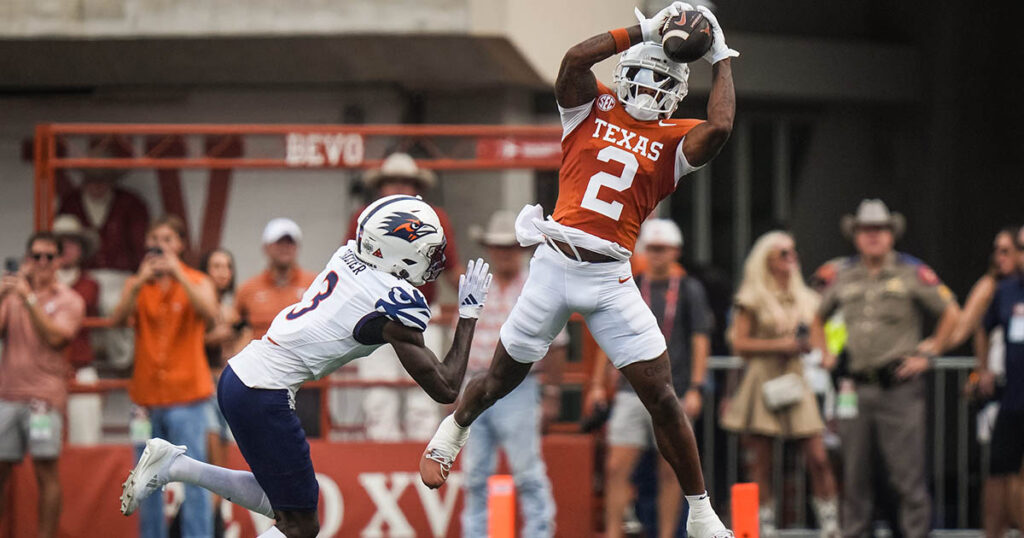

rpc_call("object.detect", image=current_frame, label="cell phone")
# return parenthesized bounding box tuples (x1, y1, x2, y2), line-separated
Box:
(4, 257, 19, 274)
(146, 246, 163, 257)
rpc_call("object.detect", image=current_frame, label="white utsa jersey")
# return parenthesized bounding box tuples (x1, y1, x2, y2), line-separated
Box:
(228, 240, 431, 393)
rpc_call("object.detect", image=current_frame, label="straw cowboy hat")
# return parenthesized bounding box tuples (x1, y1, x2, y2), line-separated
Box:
(362, 153, 437, 189)
(52, 214, 100, 259)
(469, 210, 519, 247)
(840, 199, 906, 240)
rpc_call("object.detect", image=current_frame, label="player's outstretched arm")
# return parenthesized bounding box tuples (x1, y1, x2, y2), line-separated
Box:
(385, 318, 476, 404)
(385, 259, 492, 404)
(681, 6, 737, 168)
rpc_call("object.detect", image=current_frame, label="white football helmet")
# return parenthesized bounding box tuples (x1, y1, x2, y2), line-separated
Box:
(614, 42, 689, 121)
(354, 195, 447, 286)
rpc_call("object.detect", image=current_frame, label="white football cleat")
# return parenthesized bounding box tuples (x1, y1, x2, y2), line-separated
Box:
(687, 510, 734, 538)
(120, 438, 186, 516)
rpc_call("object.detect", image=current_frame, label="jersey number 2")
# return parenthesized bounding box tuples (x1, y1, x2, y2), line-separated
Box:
(580, 146, 638, 221)
(285, 272, 338, 319)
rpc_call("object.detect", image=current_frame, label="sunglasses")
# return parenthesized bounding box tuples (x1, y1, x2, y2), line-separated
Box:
(30, 252, 57, 262)
(776, 248, 797, 260)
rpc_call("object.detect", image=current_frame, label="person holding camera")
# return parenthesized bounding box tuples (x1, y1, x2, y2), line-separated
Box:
(0, 231, 85, 538)
(110, 215, 218, 538)
(722, 231, 838, 538)
(811, 200, 960, 538)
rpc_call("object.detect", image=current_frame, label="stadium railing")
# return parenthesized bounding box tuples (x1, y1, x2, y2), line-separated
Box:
(68, 352, 985, 531)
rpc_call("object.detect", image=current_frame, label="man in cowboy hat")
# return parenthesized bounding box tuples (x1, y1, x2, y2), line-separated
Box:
(812, 199, 961, 538)
(459, 209, 563, 538)
(52, 214, 103, 445)
(343, 153, 462, 441)
(58, 135, 151, 370)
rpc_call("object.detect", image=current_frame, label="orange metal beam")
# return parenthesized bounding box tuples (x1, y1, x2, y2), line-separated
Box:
(46, 123, 562, 137)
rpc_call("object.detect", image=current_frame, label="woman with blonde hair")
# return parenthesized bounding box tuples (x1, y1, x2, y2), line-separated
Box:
(722, 231, 838, 537)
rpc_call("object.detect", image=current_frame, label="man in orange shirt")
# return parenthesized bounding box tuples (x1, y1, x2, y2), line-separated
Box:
(0, 231, 85, 538)
(110, 215, 218, 538)
(235, 218, 316, 340)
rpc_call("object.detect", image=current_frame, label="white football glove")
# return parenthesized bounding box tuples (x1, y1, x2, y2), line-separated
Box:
(695, 5, 739, 64)
(458, 258, 492, 319)
(634, 2, 693, 44)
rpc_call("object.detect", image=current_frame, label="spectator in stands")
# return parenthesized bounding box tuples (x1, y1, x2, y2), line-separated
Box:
(52, 214, 103, 446)
(235, 219, 315, 341)
(950, 226, 1024, 537)
(812, 200, 960, 538)
(199, 247, 242, 529)
(460, 210, 562, 538)
(344, 153, 460, 440)
(110, 215, 218, 538)
(0, 231, 85, 538)
(722, 231, 838, 538)
(201, 248, 242, 369)
(58, 135, 150, 369)
(588, 219, 712, 538)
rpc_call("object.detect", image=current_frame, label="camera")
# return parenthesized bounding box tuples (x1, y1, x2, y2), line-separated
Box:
(4, 257, 19, 274)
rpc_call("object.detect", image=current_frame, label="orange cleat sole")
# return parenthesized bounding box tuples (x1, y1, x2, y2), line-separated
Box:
(419, 449, 449, 489)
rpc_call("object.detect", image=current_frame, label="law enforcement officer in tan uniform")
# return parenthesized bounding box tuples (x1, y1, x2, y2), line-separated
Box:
(811, 200, 960, 538)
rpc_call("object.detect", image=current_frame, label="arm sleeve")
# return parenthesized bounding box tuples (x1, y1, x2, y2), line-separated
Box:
(673, 135, 705, 186)
(911, 265, 955, 316)
(685, 278, 714, 334)
(353, 313, 388, 345)
(558, 101, 593, 140)
(375, 286, 432, 332)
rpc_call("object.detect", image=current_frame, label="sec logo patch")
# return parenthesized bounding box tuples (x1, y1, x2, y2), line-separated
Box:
(596, 94, 616, 111)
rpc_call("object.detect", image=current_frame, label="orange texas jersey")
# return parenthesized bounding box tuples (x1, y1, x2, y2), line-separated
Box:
(552, 81, 703, 253)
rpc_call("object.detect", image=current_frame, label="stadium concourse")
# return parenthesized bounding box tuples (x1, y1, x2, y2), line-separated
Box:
(2, 1, 1024, 538)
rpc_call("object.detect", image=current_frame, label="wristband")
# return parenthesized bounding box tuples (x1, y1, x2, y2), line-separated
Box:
(609, 28, 631, 53)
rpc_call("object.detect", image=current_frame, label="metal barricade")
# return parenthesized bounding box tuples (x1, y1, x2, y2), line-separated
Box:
(700, 355, 984, 531)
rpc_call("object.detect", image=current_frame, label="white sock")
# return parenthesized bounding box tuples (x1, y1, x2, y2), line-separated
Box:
(257, 526, 286, 537)
(685, 491, 714, 518)
(168, 454, 275, 518)
(427, 414, 471, 455)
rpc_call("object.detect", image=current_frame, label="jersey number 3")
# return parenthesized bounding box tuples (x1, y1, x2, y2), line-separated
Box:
(580, 146, 638, 221)
(286, 272, 338, 319)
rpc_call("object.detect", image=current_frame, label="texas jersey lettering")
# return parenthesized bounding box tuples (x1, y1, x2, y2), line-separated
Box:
(552, 81, 703, 253)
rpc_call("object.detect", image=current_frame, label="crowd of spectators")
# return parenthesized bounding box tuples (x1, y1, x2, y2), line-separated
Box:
(0, 148, 1021, 537)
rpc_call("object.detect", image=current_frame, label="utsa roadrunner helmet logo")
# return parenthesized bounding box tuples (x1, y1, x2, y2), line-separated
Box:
(380, 212, 438, 242)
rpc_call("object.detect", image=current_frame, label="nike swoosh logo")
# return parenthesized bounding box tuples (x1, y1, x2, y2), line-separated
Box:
(659, 120, 676, 127)
(618, 276, 631, 284)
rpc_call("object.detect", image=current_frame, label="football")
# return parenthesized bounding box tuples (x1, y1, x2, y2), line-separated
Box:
(661, 10, 713, 63)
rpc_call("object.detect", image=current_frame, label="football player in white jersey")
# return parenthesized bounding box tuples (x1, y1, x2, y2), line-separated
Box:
(118, 195, 493, 538)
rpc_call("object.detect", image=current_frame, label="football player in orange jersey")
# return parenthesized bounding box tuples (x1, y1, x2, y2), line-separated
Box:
(422, 3, 736, 536)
